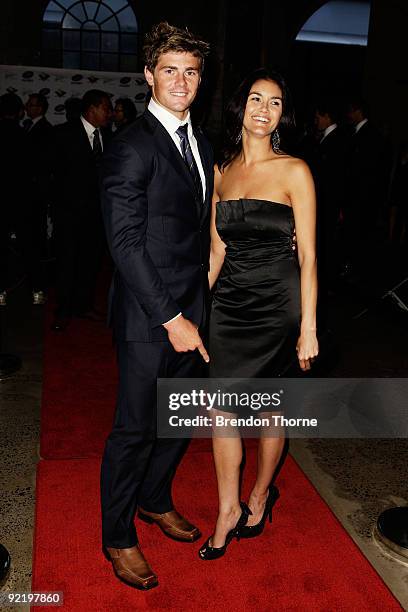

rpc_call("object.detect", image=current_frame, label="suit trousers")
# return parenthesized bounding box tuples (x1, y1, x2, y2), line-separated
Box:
(100, 339, 202, 548)
(19, 198, 48, 292)
(54, 207, 104, 317)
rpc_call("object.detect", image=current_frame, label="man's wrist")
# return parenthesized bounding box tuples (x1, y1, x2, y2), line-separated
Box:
(162, 312, 182, 327)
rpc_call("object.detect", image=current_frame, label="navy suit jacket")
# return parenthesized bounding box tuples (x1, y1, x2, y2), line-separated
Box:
(53, 119, 111, 215)
(26, 116, 54, 204)
(100, 110, 213, 342)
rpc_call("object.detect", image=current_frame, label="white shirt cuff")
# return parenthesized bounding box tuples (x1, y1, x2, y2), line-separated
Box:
(163, 312, 182, 325)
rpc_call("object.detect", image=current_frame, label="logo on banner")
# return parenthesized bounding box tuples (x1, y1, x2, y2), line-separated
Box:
(0, 64, 149, 125)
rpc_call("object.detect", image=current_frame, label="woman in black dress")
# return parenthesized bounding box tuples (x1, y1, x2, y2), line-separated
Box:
(199, 69, 318, 560)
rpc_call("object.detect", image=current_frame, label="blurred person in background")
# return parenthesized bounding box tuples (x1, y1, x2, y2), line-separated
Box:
(64, 97, 83, 123)
(0, 93, 26, 306)
(343, 95, 387, 280)
(51, 89, 112, 331)
(22, 93, 54, 305)
(113, 97, 137, 133)
(313, 98, 347, 324)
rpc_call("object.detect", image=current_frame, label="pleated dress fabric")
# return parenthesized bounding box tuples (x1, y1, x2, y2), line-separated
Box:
(209, 199, 300, 378)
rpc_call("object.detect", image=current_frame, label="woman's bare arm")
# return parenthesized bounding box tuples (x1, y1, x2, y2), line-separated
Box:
(288, 158, 319, 371)
(208, 165, 227, 290)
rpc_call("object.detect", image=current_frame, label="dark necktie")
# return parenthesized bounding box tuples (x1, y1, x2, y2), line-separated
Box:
(93, 128, 102, 158)
(176, 124, 203, 202)
(23, 118, 33, 131)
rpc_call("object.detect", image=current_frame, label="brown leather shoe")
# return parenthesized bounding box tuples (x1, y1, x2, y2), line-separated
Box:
(105, 545, 158, 590)
(138, 508, 201, 542)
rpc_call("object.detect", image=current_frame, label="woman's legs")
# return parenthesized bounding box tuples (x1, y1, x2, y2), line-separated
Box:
(246, 434, 284, 526)
(210, 434, 243, 547)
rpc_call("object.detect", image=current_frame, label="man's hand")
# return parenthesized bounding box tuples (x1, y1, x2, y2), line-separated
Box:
(163, 316, 209, 363)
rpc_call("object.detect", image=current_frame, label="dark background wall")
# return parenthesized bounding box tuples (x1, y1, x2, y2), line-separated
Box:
(1, 0, 407, 142)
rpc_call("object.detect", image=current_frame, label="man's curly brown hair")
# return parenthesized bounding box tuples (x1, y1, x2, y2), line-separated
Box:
(144, 22, 210, 73)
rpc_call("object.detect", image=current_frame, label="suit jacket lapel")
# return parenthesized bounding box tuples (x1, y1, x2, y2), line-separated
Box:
(144, 110, 199, 203)
(194, 126, 212, 224)
(76, 119, 95, 157)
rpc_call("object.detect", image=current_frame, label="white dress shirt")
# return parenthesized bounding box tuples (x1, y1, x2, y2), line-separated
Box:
(320, 123, 337, 143)
(148, 97, 206, 198)
(80, 115, 103, 151)
(354, 118, 368, 134)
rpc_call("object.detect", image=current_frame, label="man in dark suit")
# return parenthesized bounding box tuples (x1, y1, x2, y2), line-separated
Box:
(0, 93, 26, 305)
(52, 90, 112, 330)
(100, 22, 212, 590)
(313, 100, 347, 321)
(22, 93, 54, 304)
(344, 96, 387, 277)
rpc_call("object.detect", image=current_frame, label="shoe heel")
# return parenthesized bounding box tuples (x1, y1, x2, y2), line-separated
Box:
(138, 511, 154, 524)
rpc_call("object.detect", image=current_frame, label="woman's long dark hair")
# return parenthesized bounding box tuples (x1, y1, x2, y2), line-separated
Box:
(218, 68, 296, 171)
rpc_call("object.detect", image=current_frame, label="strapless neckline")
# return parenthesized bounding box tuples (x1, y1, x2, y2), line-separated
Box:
(217, 198, 292, 210)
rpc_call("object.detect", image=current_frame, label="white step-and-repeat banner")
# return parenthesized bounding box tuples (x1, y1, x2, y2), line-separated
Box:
(0, 64, 148, 124)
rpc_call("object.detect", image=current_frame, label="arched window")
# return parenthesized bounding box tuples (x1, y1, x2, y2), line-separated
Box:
(42, 0, 139, 72)
(296, 1, 371, 46)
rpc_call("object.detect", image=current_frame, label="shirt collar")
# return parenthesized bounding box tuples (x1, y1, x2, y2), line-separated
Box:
(321, 123, 337, 141)
(355, 118, 368, 133)
(81, 114, 99, 138)
(148, 97, 192, 136)
(31, 115, 43, 127)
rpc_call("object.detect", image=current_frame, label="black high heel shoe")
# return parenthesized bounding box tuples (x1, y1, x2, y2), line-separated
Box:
(198, 502, 251, 560)
(238, 484, 279, 539)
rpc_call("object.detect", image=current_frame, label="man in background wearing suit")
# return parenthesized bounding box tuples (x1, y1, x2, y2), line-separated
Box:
(52, 89, 112, 331)
(344, 96, 387, 279)
(0, 93, 26, 306)
(22, 93, 54, 304)
(314, 100, 347, 323)
(100, 22, 212, 590)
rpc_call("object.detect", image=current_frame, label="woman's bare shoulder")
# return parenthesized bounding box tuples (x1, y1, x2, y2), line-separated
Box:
(279, 155, 313, 181)
(278, 154, 309, 168)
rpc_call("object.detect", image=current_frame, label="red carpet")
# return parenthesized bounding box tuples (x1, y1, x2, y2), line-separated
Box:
(41, 303, 117, 459)
(34, 294, 401, 610)
(32, 450, 401, 611)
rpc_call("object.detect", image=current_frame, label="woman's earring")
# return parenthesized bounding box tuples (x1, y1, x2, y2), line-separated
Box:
(235, 130, 242, 145)
(272, 129, 280, 152)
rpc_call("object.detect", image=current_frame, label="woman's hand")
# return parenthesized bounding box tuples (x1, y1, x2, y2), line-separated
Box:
(296, 330, 319, 371)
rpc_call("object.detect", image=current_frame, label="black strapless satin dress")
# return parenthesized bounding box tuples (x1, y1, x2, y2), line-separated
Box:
(209, 199, 300, 377)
